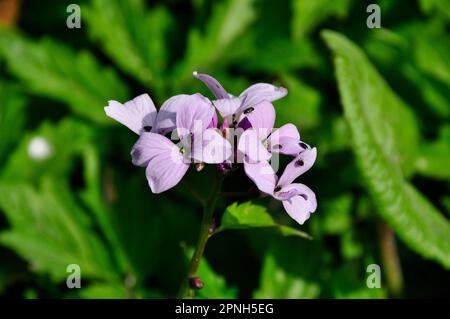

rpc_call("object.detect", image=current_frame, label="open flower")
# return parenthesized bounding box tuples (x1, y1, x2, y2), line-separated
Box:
(193, 71, 287, 128)
(105, 93, 190, 135)
(237, 100, 306, 162)
(244, 148, 317, 224)
(130, 94, 231, 193)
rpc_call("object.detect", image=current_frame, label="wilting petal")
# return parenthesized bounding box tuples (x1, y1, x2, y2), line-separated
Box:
(192, 129, 232, 164)
(238, 129, 271, 162)
(131, 132, 181, 167)
(193, 71, 229, 99)
(239, 83, 287, 108)
(280, 183, 317, 225)
(244, 160, 277, 194)
(176, 94, 215, 139)
(239, 100, 275, 140)
(155, 94, 188, 134)
(145, 155, 189, 194)
(213, 97, 242, 120)
(277, 147, 317, 187)
(105, 94, 157, 134)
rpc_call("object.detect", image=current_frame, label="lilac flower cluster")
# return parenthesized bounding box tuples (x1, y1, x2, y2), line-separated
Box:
(105, 72, 317, 225)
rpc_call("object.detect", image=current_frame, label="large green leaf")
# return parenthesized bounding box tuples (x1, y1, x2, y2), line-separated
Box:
(216, 202, 311, 239)
(0, 179, 118, 281)
(0, 31, 129, 123)
(323, 30, 450, 268)
(0, 81, 26, 163)
(84, 0, 172, 91)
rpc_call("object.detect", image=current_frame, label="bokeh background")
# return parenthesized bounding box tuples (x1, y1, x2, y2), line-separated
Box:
(0, 0, 449, 298)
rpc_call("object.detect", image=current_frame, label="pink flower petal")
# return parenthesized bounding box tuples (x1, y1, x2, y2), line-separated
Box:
(277, 147, 317, 187)
(281, 183, 317, 225)
(239, 83, 287, 107)
(155, 94, 188, 134)
(244, 160, 277, 194)
(105, 94, 157, 134)
(238, 129, 271, 162)
(176, 94, 214, 139)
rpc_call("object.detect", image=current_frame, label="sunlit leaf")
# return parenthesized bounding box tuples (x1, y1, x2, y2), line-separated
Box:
(323, 30, 450, 268)
(0, 30, 129, 123)
(173, 0, 256, 86)
(216, 202, 311, 239)
(0, 179, 118, 281)
(291, 0, 352, 40)
(84, 0, 172, 91)
(0, 81, 26, 164)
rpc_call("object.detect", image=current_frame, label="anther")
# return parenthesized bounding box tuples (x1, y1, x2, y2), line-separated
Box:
(244, 107, 254, 114)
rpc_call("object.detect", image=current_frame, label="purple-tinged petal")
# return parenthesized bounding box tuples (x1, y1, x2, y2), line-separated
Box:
(272, 124, 300, 141)
(277, 147, 317, 187)
(131, 132, 180, 167)
(105, 94, 157, 135)
(191, 129, 232, 164)
(238, 101, 275, 140)
(281, 184, 317, 225)
(145, 155, 189, 194)
(244, 160, 277, 195)
(239, 83, 287, 107)
(237, 117, 252, 131)
(193, 71, 229, 99)
(155, 94, 188, 134)
(176, 94, 214, 139)
(220, 117, 230, 131)
(208, 111, 218, 129)
(272, 137, 303, 156)
(268, 124, 302, 156)
(213, 97, 242, 120)
(238, 129, 271, 162)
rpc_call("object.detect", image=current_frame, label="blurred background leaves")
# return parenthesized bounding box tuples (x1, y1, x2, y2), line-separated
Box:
(0, 0, 449, 298)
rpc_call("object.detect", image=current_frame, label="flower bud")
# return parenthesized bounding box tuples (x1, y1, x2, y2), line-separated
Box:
(189, 276, 204, 290)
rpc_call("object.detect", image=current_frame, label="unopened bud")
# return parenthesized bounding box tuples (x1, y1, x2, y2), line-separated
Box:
(189, 276, 204, 290)
(217, 161, 232, 174)
(208, 218, 217, 235)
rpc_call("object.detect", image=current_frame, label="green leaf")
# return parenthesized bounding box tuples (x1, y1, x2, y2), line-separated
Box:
(195, 255, 238, 299)
(77, 283, 128, 299)
(0, 30, 129, 123)
(0, 179, 117, 281)
(84, 0, 172, 91)
(1, 118, 93, 181)
(183, 247, 237, 299)
(216, 202, 311, 239)
(276, 73, 322, 130)
(173, 0, 256, 85)
(291, 0, 352, 40)
(240, 39, 322, 73)
(254, 238, 322, 298)
(320, 194, 353, 235)
(415, 125, 450, 180)
(0, 81, 26, 163)
(330, 261, 387, 298)
(323, 30, 450, 268)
